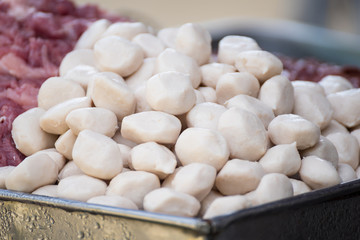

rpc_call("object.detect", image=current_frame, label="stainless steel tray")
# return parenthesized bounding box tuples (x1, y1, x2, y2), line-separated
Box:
(2, 179, 360, 239)
(2, 20, 360, 240)
(0, 189, 210, 239)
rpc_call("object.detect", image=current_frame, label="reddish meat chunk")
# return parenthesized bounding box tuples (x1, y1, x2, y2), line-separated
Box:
(0, 0, 127, 166)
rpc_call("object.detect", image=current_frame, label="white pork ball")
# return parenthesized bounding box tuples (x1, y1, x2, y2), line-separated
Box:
(175, 127, 229, 171)
(66, 107, 118, 137)
(258, 75, 294, 116)
(156, 48, 201, 88)
(72, 130, 123, 180)
(6, 153, 58, 192)
(94, 36, 144, 77)
(218, 108, 269, 161)
(106, 171, 160, 209)
(58, 161, 84, 180)
(293, 86, 333, 129)
(38, 76, 85, 110)
(203, 195, 248, 219)
(215, 159, 265, 195)
(101, 22, 148, 40)
(175, 23, 212, 65)
(337, 163, 357, 183)
(59, 49, 96, 76)
(125, 57, 156, 92)
(39, 97, 92, 135)
(200, 63, 236, 88)
(299, 156, 341, 189)
(268, 114, 320, 150)
(225, 94, 275, 129)
(289, 179, 311, 196)
(89, 72, 136, 121)
(121, 111, 181, 144)
(300, 135, 339, 168)
(143, 188, 200, 217)
(235, 50, 283, 83)
(64, 65, 98, 90)
(146, 71, 196, 115)
(55, 129, 77, 160)
(162, 163, 217, 201)
(57, 175, 107, 202)
(326, 132, 359, 169)
(132, 33, 165, 58)
(216, 72, 260, 104)
(75, 19, 111, 49)
(259, 142, 301, 176)
(157, 27, 178, 48)
(252, 173, 293, 205)
(0, 166, 15, 189)
(12, 107, 57, 156)
(319, 75, 353, 95)
(186, 102, 227, 131)
(130, 142, 177, 179)
(327, 89, 360, 128)
(218, 35, 261, 65)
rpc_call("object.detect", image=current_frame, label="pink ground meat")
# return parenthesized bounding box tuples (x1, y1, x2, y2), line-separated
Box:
(0, 0, 127, 166)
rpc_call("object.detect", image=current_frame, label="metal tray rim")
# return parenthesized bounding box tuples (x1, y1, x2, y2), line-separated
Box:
(209, 178, 360, 233)
(2, 178, 360, 236)
(0, 189, 211, 234)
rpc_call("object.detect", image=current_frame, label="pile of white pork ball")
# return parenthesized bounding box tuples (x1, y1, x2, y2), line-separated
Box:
(1, 20, 360, 219)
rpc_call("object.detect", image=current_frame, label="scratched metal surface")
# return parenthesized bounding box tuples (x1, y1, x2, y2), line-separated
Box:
(2, 180, 360, 239)
(0, 190, 210, 240)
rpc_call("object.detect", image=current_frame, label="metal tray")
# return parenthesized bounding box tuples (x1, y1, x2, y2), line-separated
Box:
(2, 20, 360, 240)
(2, 179, 360, 239)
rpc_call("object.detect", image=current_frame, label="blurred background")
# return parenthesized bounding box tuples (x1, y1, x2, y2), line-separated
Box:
(74, 0, 360, 66)
(74, 0, 359, 34)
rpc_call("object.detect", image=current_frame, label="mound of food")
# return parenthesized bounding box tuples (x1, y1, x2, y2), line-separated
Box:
(2, 0, 360, 221)
(0, 0, 127, 166)
(1, 8, 360, 219)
